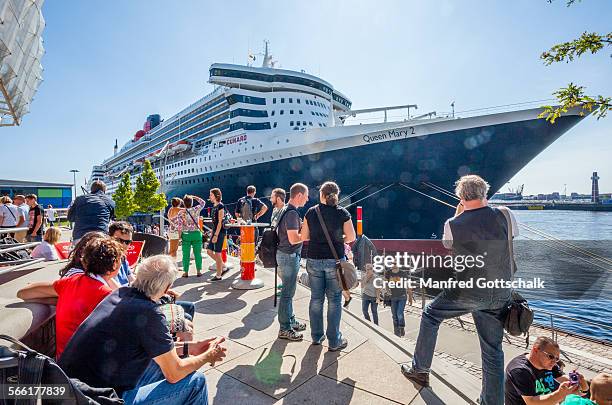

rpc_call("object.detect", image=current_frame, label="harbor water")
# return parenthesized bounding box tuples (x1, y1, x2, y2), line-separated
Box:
(512, 210, 612, 342)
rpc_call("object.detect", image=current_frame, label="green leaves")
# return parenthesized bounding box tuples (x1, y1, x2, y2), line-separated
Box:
(539, 6, 611, 124)
(538, 83, 612, 123)
(113, 173, 137, 219)
(134, 160, 167, 214)
(540, 32, 612, 65)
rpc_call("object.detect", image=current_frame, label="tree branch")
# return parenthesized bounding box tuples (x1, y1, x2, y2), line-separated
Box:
(539, 83, 612, 123)
(541, 32, 612, 65)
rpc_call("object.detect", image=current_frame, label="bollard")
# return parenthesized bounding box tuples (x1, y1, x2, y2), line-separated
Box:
(231, 223, 265, 289)
(357, 206, 363, 236)
(221, 235, 228, 263)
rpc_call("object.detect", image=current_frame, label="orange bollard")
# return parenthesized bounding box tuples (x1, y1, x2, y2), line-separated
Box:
(231, 223, 264, 289)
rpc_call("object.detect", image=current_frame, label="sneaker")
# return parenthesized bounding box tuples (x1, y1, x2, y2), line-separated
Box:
(278, 329, 303, 341)
(311, 336, 325, 345)
(400, 364, 430, 387)
(291, 320, 306, 332)
(209, 276, 222, 282)
(182, 273, 188, 278)
(329, 338, 348, 352)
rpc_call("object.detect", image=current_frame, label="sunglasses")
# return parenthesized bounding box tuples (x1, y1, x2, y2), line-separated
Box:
(540, 350, 560, 362)
(114, 237, 132, 246)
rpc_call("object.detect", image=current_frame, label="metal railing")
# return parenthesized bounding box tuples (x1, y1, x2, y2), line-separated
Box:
(401, 269, 611, 346)
(0, 227, 43, 276)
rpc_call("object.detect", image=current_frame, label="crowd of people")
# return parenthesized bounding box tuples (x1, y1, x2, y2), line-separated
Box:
(10, 175, 611, 404)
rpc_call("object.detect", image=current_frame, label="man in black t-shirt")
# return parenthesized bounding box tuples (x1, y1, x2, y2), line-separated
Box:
(505, 336, 589, 405)
(235, 185, 267, 223)
(276, 183, 309, 342)
(25, 194, 44, 242)
(59, 256, 227, 404)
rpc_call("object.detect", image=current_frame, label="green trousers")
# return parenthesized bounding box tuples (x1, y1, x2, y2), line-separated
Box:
(181, 230, 202, 274)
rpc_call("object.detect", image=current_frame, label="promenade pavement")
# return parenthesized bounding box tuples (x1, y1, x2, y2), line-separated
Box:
(2, 243, 608, 404)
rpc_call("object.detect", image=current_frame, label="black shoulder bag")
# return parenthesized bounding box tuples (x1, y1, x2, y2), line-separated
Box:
(498, 207, 534, 345)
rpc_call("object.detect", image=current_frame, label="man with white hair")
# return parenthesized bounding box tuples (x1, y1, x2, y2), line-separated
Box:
(401, 175, 518, 405)
(59, 255, 226, 405)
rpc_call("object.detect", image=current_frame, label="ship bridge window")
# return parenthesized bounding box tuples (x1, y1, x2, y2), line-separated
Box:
(226, 94, 266, 105)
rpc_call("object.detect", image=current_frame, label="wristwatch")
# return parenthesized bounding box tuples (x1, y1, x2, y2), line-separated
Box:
(182, 342, 189, 358)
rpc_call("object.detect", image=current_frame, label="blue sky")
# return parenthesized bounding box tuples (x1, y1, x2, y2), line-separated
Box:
(3, 0, 611, 195)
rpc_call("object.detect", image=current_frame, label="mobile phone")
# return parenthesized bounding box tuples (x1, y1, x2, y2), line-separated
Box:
(568, 371, 580, 385)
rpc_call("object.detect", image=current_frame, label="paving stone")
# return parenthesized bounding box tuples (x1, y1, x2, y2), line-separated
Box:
(278, 375, 400, 405)
(203, 309, 280, 350)
(216, 338, 344, 399)
(204, 368, 276, 405)
(320, 340, 420, 404)
(197, 338, 253, 372)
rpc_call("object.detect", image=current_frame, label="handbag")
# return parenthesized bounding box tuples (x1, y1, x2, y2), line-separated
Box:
(159, 303, 189, 334)
(314, 205, 358, 291)
(498, 207, 534, 344)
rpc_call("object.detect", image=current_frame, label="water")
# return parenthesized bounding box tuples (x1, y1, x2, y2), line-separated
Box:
(512, 210, 612, 342)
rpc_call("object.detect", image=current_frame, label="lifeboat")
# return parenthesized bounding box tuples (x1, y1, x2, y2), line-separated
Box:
(168, 140, 192, 155)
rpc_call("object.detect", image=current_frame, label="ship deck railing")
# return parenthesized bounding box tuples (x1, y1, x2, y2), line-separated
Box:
(343, 98, 556, 125)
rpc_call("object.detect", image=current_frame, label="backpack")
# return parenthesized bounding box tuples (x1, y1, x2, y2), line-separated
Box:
(257, 206, 296, 268)
(0, 334, 123, 404)
(240, 197, 254, 222)
(221, 211, 234, 230)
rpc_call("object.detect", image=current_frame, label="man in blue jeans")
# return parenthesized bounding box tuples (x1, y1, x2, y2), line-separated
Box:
(401, 175, 517, 405)
(276, 183, 309, 341)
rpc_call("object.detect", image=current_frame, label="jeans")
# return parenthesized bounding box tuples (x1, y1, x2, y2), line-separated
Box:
(361, 295, 378, 325)
(277, 251, 300, 331)
(411, 289, 509, 405)
(181, 230, 202, 274)
(306, 258, 343, 347)
(121, 361, 208, 405)
(391, 298, 407, 328)
(176, 301, 195, 322)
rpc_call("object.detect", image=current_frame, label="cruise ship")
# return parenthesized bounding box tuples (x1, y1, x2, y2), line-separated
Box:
(92, 43, 588, 239)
